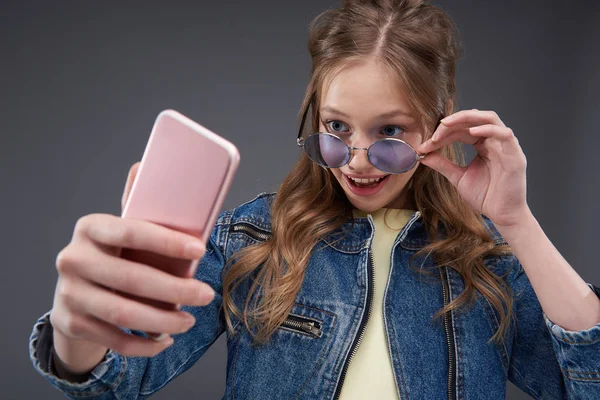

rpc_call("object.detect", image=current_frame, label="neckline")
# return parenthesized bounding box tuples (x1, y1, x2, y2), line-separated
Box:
(352, 207, 415, 218)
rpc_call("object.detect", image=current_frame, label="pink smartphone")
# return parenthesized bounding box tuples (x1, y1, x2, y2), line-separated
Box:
(119, 109, 240, 338)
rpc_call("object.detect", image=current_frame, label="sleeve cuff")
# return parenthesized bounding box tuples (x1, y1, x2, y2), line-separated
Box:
(542, 283, 600, 381)
(29, 310, 127, 397)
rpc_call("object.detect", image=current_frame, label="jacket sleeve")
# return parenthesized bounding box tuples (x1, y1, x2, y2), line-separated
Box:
(507, 260, 600, 399)
(28, 215, 230, 400)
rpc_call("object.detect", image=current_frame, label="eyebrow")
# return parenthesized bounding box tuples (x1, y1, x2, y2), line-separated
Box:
(320, 105, 414, 120)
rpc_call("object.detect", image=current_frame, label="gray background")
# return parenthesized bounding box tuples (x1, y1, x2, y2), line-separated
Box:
(2, 1, 599, 399)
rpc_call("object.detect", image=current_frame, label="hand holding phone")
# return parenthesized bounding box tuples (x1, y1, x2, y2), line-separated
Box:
(120, 109, 240, 338)
(50, 110, 239, 374)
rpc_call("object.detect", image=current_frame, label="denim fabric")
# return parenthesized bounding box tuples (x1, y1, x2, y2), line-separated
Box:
(29, 192, 600, 399)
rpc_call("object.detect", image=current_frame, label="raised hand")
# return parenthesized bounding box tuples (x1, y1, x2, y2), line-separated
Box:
(417, 109, 529, 228)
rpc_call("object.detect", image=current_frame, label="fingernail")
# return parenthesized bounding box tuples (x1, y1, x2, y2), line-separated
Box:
(185, 314, 196, 327)
(164, 336, 174, 346)
(201, 287, 216, 303)
(185, 241, 205, 257)
(153, 334, 173, 344)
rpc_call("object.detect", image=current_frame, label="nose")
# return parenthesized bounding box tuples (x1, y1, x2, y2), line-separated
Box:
(347, 137, 372, 171)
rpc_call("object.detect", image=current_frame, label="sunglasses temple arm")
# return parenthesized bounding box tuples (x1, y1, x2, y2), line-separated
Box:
(413, 114, 444, 158)
(297, 94, 316, 143)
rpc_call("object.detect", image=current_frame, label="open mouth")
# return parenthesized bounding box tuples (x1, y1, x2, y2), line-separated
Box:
(343, 174, 390, 195)
(347, 175, 389, 187)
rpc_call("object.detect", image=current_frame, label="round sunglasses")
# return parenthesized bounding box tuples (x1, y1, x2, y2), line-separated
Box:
(296, 97, 442, 174)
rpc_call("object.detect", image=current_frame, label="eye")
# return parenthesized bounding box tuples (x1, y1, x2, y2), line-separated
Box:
(326, 120, 350, 133)
(381, 125, 405, 137)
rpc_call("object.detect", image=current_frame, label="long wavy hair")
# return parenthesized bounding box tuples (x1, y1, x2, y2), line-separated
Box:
(222, 0, 513, 345)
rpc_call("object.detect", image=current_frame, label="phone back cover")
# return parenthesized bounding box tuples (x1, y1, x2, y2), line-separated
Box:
(123, 111, 235, 242)
(120, 110, 239, 313)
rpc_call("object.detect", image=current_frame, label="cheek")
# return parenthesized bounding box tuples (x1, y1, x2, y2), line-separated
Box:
(332, 169, 343, 182)
(388, 171, 414, 190)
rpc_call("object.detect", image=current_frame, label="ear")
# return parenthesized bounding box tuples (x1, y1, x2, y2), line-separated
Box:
(445, 99, 454, 116)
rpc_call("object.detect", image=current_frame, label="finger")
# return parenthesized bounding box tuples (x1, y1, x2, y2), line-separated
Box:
(418, 127, 477, 154)
(74, 214, 206, 260)
(419, 123, 517, 155)
(57, 245, 215, 306)
(419, 151, 466, 187)
(52, 308, 174, 358)
(469, 124, 514, 142)
(440, 109, 505, 128)
(122, 162, 141, 213)
(58, 276, 198, 335)
(426, 110, 504, 146)
(470, 125, 523, 157)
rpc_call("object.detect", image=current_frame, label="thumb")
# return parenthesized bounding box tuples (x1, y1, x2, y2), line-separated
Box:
(419, 152, 465, 187)
(121, 162, 141, 213)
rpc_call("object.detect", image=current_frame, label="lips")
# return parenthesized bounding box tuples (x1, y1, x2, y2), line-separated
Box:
(342, 173, 389, 196)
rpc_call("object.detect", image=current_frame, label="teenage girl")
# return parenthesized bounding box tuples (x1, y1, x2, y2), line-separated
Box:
(30, 0, 600, 398)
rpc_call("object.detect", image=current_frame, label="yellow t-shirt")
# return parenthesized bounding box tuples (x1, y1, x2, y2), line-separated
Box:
(338, 207, 414, 399)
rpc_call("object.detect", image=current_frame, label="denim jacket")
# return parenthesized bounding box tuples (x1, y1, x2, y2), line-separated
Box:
(30, 192, 600, 399)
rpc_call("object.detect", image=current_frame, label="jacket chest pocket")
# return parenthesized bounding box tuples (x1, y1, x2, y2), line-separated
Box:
(229, 303, 337, 399)
(280, 313, 323, 338)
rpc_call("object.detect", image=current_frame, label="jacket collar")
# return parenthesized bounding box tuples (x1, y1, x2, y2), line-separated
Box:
(321, 210, 428, 253)
(229, 192, 431, 254)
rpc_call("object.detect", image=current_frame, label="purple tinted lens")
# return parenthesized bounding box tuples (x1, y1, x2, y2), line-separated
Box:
(303, 133, 350, 167)
(369, 140, 417, 173)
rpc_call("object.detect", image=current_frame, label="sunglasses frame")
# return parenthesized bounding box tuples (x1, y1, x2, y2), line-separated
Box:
(296, 94, 442, 174)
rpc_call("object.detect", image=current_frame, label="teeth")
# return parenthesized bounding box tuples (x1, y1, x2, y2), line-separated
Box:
(348, 176, 385, 184)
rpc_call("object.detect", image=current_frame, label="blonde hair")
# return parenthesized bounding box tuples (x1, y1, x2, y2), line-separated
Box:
(222, 0, 513, 345)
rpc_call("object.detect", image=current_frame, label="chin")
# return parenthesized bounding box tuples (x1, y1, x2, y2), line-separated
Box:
(348, 195, 403, 213)
(350, 201, 386, 213)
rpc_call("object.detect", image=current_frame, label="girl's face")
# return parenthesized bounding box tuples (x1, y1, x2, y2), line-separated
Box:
(319, 59, 425, 212)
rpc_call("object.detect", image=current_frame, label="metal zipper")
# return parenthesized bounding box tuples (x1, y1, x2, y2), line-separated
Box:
(230, 222, 271, 241)
(440, 267, 457, 400)
(280, 314, 323, 338)
(332, 248, 375, 400)
(382, 245, 402, 399)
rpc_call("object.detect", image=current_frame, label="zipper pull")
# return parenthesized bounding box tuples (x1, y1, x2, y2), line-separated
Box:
(300, 321, 322, 337)
(281, 317, 323, 338)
